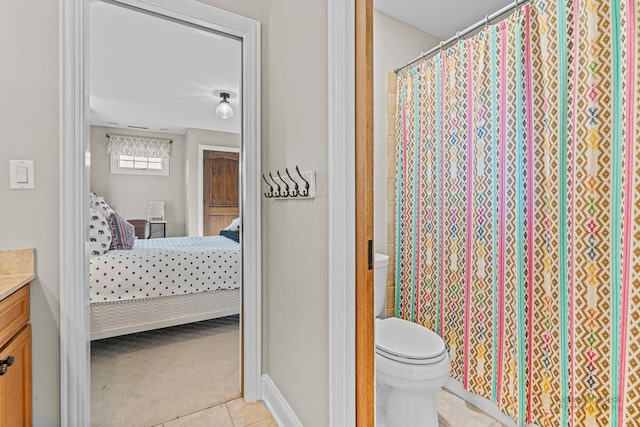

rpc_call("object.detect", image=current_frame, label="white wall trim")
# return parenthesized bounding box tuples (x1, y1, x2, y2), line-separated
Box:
(445, 379, 518, 427)
(61, 0, 91, 424)
(61, 1, 261, 425)
(197, 144, 241, 237)
(327, 0, 356, 425)
(261, 375, 303, 427)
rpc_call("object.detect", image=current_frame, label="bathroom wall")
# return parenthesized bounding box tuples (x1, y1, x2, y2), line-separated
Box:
(0, 1, 60, 424)
(373, 10, 440, 316)
(90, 126, 187, 237)
(384, 72, 398, 317)
(260, 1, 330, 424)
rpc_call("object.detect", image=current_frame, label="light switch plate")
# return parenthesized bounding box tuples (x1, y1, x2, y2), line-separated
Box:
(10, 160, 35, 189)
(15, 166, 28, 183)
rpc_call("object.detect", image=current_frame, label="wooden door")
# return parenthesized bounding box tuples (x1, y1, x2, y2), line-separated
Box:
(356, 0, 375, 425)
(203, 151, 239, 236)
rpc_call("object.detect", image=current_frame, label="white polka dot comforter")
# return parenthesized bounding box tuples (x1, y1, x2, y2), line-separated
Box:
(90, 236, 240, 303)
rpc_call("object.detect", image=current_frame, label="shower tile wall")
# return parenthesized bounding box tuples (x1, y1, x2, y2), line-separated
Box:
(386, 70, 398, 318)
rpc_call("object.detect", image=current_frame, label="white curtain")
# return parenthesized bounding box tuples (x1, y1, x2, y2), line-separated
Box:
(106, 134, 172, 158)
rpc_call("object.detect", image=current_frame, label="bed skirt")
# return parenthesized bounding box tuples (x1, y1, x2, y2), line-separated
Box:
(90, 288, 240, 340)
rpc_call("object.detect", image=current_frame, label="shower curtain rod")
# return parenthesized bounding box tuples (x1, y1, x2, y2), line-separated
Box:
(394, 0, 532, 73)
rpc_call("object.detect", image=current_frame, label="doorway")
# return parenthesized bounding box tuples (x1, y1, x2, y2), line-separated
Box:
(60, 0, 261, 425)
(88, 3, 244, 422)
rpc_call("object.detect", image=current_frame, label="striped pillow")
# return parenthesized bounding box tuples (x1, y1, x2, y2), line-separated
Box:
(108, 212, 135, 250)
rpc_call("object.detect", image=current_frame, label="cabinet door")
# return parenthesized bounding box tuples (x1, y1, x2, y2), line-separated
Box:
(0, 325, 31, 427)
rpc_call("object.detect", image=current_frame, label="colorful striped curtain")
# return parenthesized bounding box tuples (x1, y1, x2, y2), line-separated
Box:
(393, 1, 640, 425)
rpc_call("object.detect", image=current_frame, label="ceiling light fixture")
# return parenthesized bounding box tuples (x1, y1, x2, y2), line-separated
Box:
(216, 92, 233, 119)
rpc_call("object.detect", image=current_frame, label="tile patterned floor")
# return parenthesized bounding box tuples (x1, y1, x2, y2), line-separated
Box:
(154, 389, 505, 427)
(376, 389, 508, 427)
(155, 397, 275, 427)
(436, 390, 507, 426)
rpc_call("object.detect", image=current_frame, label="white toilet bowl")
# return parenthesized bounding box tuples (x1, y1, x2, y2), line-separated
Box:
(375, 317, 450, 427)
(374, 254, 450, 427)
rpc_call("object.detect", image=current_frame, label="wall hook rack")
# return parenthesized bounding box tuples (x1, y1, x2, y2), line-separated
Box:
(262, 165, 316, 199)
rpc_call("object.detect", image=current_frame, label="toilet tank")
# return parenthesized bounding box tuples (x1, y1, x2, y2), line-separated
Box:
(374, 253, 389, 317)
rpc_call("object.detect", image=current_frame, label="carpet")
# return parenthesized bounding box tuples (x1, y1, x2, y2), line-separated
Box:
(91, 316, 240, 427)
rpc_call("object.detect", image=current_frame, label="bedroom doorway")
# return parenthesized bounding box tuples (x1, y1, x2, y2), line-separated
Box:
(87, 2, 245, 425)
(60, 0, 262, 425)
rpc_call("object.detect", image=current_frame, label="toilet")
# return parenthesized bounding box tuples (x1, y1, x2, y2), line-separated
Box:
(374, 253, 450, 427)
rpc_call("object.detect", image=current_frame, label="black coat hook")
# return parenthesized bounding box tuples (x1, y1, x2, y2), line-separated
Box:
(296, 166, 310, 197)
(262, 174, 274, 198)
(269, 172, 281, 197)
(285, 168, 299, 197)
(276, 170, 290, 197)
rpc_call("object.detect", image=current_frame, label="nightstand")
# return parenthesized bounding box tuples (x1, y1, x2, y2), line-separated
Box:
(149, 221, 166, 238)
(128, 219, 150, 239)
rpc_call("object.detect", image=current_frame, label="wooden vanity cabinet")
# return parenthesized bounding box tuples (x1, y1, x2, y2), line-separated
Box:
(0, 285, 31, 427)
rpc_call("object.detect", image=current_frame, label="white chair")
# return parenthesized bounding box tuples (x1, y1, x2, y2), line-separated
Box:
(147, 201, 165, 222)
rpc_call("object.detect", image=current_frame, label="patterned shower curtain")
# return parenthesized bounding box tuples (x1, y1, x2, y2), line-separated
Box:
(393, 1, 639, 425)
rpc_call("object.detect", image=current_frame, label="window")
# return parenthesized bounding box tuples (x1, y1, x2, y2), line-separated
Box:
(106, 134, 172, 175)
(110, 154, 170, 176)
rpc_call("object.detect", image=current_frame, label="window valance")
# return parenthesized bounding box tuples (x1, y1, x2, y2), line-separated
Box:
(107, 134, 172, 158)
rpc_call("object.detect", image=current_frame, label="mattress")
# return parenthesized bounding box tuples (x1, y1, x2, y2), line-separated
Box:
(90, 288, 240, 340)
(90, 235, 240, 303)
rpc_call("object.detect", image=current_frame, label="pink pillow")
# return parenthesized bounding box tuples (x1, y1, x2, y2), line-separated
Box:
(108, 213, 135, 250)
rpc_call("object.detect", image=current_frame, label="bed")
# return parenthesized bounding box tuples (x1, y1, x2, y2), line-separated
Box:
(89, 235, 240, 340)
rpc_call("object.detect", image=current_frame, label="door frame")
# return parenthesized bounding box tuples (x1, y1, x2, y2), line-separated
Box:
(353, 0, 375, 425)
(198, 145, 241, 237)
(60, 0, 261, 424)
(327, 0, 359, 425)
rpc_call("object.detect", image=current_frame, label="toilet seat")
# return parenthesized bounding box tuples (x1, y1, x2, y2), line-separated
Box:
(375, 318, 447, 365)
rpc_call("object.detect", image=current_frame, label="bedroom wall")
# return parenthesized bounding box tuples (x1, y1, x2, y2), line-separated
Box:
(90, 126, 187, 237)
(0, 1, 60, 425)
(184, 127, 240, 236)
(0, 0, 330, 425)
(373, 10, 440, 255)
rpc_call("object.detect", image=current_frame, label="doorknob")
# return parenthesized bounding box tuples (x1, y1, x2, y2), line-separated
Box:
(0, 355, 14, 375)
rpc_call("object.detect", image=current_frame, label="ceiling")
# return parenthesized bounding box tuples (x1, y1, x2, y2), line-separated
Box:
(90, 0, 514, 135)
(374, 0, 514, 40)
(89, 1, 241, 135)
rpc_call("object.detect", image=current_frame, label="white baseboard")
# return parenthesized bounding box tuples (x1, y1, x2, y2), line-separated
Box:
(444, 378, 518, 427)
(261, 374, 303, 427)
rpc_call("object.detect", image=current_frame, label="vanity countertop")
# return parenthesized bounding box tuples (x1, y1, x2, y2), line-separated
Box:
(0, 274, 34, 301)
(0, 249, 35, 300)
